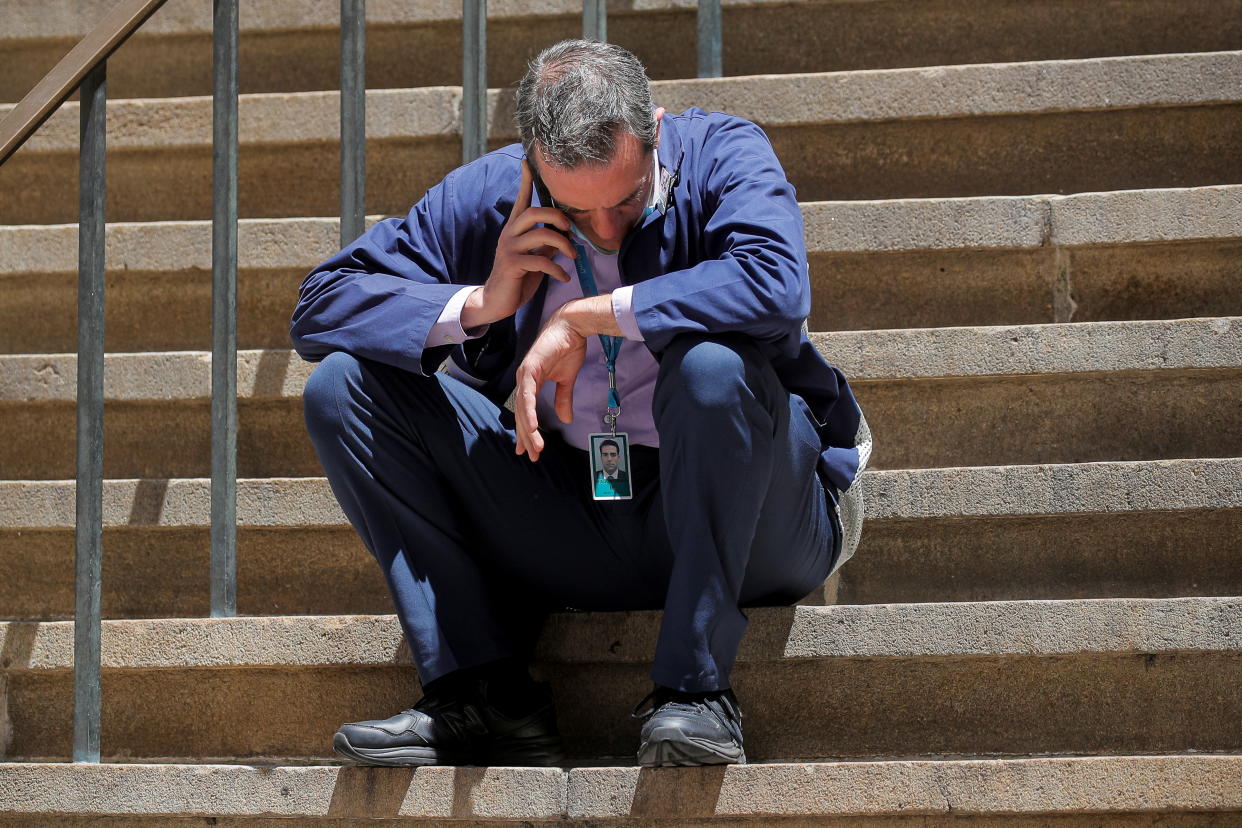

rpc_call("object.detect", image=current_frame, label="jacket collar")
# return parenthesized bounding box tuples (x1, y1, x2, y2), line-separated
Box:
(656, 111, 686, 179)
(639, 114, 685, 231)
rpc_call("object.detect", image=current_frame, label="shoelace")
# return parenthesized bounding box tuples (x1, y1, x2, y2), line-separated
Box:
(630, 687, 744, 729)
(631, 686, 745, 748)
(411, 692, 489, 741)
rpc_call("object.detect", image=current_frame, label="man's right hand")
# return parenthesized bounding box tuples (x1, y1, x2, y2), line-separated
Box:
(461, 161, 576, 329)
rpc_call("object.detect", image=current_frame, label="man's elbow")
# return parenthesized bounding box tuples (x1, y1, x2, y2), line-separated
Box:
(289, 321, 327, 364)
(289, 293, 330, 363)
(758, 264, 811, 333)
(288, 267, 341, 361)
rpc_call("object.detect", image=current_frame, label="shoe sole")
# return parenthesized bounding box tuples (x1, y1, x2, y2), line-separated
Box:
(333, 731, 460, 767)
(636, 730, 747, 768)
(333, 731, 566, 768)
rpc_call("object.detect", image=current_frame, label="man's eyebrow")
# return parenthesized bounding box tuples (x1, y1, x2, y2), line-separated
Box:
(557, 178, 648, 213)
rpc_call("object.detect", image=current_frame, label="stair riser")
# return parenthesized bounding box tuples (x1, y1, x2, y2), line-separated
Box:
(5, 653, 1239, 762)
(810, 240, 1242, 332)
(5, 509, 1240, 620)
(3, 367, 1239, 479)
(0, 267, 304, 354)
(4, 239, 1239, 354)
(5, 0, 1240, 102)
(773, 107, 1242, 204)
(854, 370, 1242, 469)
(4, 105, 1240, 224)
(846, 510, 1242, 604)
(0, 400, 322, 479)
(0, 528, 388, 621)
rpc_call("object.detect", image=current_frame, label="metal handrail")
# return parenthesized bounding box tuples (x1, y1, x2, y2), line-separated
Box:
(0, 0, 239, 763)
(0, 0, 168, 166)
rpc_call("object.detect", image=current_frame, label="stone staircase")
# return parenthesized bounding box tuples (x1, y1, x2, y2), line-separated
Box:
(1, 0, 1240, 823)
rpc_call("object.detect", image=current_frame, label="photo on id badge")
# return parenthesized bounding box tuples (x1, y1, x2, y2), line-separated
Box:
(589, 433, 632, 500)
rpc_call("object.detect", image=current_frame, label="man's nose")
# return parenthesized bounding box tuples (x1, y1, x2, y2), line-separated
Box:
(591, 209, 623, 242)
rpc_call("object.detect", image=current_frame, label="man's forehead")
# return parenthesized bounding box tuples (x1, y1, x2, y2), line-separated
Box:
(534, 135, 652, 210)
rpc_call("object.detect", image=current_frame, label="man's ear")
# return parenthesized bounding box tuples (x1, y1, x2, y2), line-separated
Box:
(653, 107, 666, 147)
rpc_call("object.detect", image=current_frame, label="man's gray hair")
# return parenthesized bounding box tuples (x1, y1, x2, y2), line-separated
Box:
(516, 40, 657, 169)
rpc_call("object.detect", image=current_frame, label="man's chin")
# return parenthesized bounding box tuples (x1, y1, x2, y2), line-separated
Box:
(587, 235, 623, 252)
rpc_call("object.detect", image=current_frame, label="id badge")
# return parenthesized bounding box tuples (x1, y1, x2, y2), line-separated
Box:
(589, 432, 633, 501)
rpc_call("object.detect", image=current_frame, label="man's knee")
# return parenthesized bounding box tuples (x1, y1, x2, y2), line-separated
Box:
(656, 334, 762, 412)
(303, 351, 362, 436)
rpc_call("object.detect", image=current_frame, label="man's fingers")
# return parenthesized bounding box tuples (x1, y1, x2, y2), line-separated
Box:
(554, 380, 574, 425)
(513, 254, 570, 283)
(515, 368, 543, 461)
(506, 161, 534, 226)
(526, 426, 545, 459)
(519, 228, 577, 262)
(507, 206, 572, 236)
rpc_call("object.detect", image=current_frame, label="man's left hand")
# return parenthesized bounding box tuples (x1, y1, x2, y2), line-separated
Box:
(514, 295, 621, 461)
(515, 313, 587, 461)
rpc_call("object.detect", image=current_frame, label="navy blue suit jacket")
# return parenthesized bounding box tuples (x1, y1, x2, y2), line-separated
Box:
(291, 109, 867, 497)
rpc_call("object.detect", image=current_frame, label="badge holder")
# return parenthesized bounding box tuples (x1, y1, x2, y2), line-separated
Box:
(589, 428, 632, 501)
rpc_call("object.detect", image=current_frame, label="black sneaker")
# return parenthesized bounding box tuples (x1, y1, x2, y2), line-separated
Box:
(632, 686, 746, 767)
(333, 679, 564, 767)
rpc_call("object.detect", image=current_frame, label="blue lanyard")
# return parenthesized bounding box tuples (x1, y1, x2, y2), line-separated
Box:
(569, 239, 623, 412)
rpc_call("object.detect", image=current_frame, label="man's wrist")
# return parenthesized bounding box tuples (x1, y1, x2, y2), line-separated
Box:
(557, 294, 622, 338)
(460, 286, 492, 329)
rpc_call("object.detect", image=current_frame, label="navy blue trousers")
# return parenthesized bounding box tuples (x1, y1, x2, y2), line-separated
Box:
(303, 334, 840, 693)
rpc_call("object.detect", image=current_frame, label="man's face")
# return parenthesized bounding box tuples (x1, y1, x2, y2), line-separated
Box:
(600, 445, 620, 474)
(534, 109, 664, 252)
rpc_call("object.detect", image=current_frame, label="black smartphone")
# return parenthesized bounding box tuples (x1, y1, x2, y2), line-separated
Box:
(529, 162, 555, 210)
(528, 162, 572, 245)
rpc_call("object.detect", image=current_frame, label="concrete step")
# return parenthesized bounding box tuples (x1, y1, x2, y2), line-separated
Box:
(5, 0, 1240, 102)
(1, 187, 1238, 353)
(1, 756, 1239, 824)
(2, 52, 1239, 223)
(1, 318, 1238, 479)
(1, 598, 1239, 762)
(1, 459, 1238, 619)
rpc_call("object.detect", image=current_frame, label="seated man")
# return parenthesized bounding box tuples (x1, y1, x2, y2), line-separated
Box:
(291, 39, 870, 768)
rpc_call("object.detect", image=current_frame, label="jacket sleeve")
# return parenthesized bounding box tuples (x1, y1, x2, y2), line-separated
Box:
(628, 116, 810, 358)
(289, 168, 476, 375)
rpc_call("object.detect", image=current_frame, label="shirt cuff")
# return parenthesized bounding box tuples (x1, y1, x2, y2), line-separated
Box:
(611, 285, 645, 342)
(426, 286, 489, 346)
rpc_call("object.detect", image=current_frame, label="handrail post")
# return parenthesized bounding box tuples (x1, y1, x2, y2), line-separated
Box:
(74, 60, 106, 765)
(340, 0, 366, 245)
(697, 0, 722, 78)
(583, 0, 606, 41)
(211, 0, 239, 618)
(462, 0, 487, 164)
